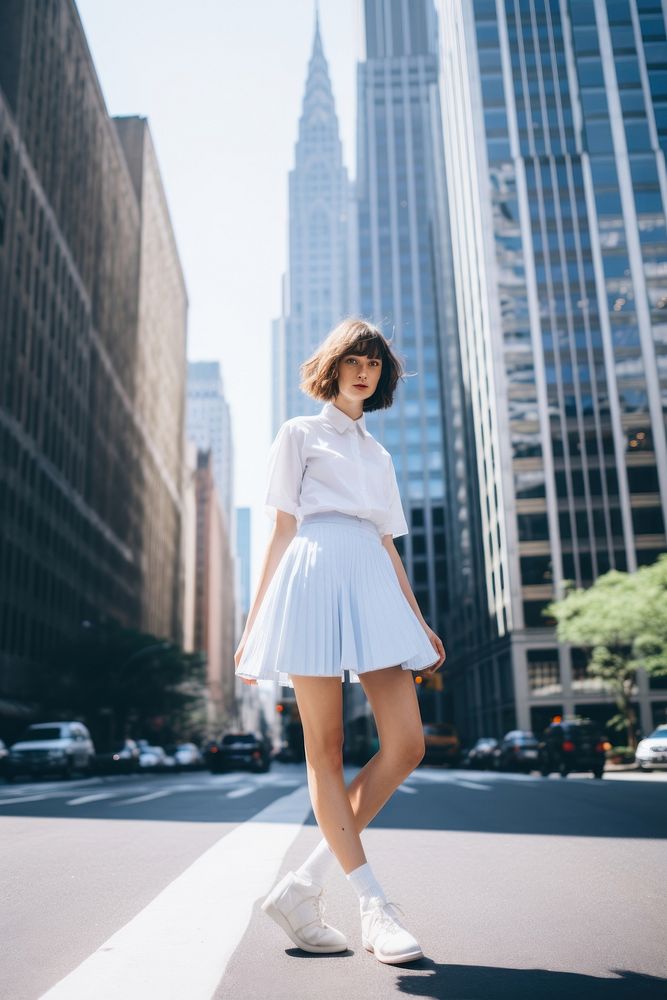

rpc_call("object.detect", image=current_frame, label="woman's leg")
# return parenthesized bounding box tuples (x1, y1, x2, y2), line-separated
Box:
(286, 668, 425, 962)
(290, 674, 366, 875)
(346, 665, 426, 830)
(295, 666, 424, 882)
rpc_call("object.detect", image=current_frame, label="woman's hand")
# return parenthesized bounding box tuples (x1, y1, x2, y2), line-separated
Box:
(234, 638, 257, 686)
(421, 625, 446, 672)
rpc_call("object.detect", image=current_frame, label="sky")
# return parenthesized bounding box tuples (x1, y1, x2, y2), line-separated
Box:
(76, 0, 363, 591)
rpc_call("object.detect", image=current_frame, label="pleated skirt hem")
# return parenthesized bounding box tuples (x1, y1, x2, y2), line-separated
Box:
(235, 513, 440, 690)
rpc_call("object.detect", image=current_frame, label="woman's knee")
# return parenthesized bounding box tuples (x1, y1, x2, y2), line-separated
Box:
(305, 730, 345, 774)
(384, 728, 425, 770)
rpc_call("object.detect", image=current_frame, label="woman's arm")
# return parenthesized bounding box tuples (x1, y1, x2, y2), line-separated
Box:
(239, 511, 297, 645)
(381, 534, 446, 670)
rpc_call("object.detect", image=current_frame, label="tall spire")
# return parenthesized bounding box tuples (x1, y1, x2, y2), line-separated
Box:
(299, 1, 337, 140)
(278, 3, 351, 425)
(312, 8, 324, 60)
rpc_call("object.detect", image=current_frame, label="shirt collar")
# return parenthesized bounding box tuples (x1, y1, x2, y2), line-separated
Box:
(321, 400, 368, 437)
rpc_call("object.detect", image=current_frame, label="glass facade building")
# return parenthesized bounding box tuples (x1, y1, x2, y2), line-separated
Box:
(357, 0, 453, 720)
(437, 0, 667, 740)
(275, 14, 354, 427)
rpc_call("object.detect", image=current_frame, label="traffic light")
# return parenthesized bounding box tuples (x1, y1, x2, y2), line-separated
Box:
(414, 672, 444, 691)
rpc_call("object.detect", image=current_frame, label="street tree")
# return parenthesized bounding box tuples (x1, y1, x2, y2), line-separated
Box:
(42, 621, 207, 748)
(544, 553, 667, 749)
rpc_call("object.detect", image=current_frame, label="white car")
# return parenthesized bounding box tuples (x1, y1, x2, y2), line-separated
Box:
(8, 722, 95, 780)
(635, 725, 667, 771)
(139, 745, 175, 771)
(170, 743, 203, 770)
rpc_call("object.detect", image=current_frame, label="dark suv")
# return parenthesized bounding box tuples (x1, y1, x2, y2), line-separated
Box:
(208, 732, 271, 774)
(538, 718, 608, 779)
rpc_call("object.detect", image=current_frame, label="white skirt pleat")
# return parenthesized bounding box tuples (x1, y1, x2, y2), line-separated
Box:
(235, 511, 440, 689)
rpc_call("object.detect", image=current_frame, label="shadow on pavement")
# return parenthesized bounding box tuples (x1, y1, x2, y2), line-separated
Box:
(392, 960, 667, 999)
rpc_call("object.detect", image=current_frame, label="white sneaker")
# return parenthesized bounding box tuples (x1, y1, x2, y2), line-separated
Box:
(361, 896, 424, 964)
(261, 870, 348, 953)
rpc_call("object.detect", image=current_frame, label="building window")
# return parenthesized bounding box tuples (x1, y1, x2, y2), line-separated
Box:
(527, 649, 561, 695)
(523, 600, 554, 628)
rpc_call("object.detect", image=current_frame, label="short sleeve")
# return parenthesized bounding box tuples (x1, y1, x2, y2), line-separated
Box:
(263, 421, 304, 519)
(378, 458, 409, 538)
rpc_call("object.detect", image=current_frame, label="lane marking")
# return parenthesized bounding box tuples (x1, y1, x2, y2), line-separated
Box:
(40, 783, 312, 1000)
(227, 786, 255, 799)
(0, 793, 54, 805)
(67, 793, 118, 806)
(112, 789, 174, 805)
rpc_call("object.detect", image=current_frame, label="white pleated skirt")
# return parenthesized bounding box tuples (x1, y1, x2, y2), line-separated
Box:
(235, 511, 440, 689)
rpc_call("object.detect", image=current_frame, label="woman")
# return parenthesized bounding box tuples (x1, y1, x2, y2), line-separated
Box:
(234, 318, 446, 965)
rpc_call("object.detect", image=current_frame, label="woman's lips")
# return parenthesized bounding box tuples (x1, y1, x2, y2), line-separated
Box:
(354, 384, 367, 389)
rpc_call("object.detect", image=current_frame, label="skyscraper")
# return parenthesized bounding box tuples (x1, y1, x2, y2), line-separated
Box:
(437, 0, 667, 739)
(186, 361, 234, 537)
(116, 116, 188, 641)
(357, 0, 452, 719)
(275, 11, 354, 428)
(235, 507, 252, 620)
(0, 0, 187, 724)
(193, 449, 236, 730)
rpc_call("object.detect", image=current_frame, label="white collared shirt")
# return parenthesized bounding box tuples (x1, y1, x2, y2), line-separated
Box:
(264, 400, 409, 538)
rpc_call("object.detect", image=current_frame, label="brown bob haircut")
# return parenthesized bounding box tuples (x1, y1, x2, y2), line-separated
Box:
(299, 318, 405, 412)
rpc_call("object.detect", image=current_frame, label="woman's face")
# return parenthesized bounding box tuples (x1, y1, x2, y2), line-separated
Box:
(336, 352, 382, 405)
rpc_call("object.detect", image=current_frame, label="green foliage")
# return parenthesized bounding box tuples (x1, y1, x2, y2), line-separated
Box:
(544, 553, 667, 748)
(40, 621, 208, 748)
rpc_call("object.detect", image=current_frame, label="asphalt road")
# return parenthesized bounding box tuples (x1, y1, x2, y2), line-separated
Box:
(1, 763, 666, 1000)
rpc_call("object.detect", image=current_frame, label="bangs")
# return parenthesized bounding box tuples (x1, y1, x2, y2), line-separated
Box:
(344, 333, 385, 360)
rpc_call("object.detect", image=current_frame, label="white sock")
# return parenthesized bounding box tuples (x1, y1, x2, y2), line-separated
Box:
(346, 860, 386, 909)
(294, 838, 336, 887)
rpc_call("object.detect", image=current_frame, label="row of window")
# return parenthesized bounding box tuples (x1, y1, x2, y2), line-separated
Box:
(518, 504, 666, 542)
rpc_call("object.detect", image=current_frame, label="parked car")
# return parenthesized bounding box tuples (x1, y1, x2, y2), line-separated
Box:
(165, 742, 204, 771)
(494, 730, 540, 772)
(201, 739, 221, 770)
(420, 723, 461, 767)
(138, 745, 174, 772)
(463, 737, 499, 770)
(7, 722, 95, 780)
(209, 732, 271, 773)
(635, 725, 667, 772)
(0, 738, 9, 779)
(93, 739, 141, 775)
(537, 718, 608, 779)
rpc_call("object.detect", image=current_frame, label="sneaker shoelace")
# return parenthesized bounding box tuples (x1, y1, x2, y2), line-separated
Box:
(371, 900, 407, 935)
(309, 889, 327, 927)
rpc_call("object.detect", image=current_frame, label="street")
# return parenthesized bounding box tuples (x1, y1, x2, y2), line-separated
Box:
(1, 763, 666, 1000)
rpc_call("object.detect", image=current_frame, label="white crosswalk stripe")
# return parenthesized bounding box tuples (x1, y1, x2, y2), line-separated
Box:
(39, 784, 313, 1000)
(0, 772, 305, 810)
